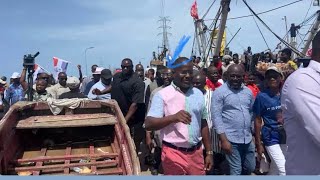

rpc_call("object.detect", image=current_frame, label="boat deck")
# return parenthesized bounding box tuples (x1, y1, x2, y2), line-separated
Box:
(8, 138, 124, 175)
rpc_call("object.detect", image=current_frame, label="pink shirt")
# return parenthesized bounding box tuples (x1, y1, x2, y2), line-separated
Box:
(147, 84, 207, 148)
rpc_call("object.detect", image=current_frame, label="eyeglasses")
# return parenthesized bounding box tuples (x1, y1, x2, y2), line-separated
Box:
(180, 70, 193, 76)
(121, 65, 133, 69)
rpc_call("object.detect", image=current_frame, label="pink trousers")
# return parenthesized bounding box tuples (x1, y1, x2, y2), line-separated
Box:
(161, 144, 205, 175)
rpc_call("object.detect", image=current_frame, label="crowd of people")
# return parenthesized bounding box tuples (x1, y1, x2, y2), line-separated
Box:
(0, 31, 319, 176)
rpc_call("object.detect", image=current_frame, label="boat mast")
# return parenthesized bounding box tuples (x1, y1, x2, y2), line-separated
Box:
(302, 10, 320, 55)
(214, 0, 231, 56)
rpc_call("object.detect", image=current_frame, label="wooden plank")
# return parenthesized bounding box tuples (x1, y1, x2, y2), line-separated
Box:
(17, 113, 114, 123)
(16, 114, 117, 129)
(64, 147, 72, 174)
(89, 145, 97, 173)
(11, 160, 118, 172)
(15, 153, 118, 164)
(54, 168, 123, 175)
(32, 148, 47, 176)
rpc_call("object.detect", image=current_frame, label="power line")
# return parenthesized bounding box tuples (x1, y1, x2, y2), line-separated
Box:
(251, 13, 270, 50)
(242, 0, 303, 56)
(204, 0, 303, 21)
(302, 0, 314, 24)
(202, 0, 218, 20)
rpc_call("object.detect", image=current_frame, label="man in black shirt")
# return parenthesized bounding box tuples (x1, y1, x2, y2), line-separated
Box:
(111, 58, 145, 152)
(59, 76, 87, 99)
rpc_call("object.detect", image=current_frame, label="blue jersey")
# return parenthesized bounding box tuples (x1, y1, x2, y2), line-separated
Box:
(253, 90, 282, 146)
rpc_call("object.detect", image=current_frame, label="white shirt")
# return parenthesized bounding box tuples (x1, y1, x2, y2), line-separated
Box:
(88, 80, 111, 100)
(281, 60, 320, 175)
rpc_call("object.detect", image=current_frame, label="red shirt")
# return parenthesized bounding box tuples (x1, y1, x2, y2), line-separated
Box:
(214, 61, 223, 75)
(247, 84, 260, 98)
(205, 78, 222, 91)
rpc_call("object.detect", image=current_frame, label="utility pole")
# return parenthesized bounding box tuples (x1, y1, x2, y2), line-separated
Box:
(214, 0, 231, 56)
(302, 10, 320, 55)
(158, 16, 171, 55)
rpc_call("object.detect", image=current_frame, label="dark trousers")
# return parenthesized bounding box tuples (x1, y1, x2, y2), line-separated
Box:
(129, 121, 145, 153)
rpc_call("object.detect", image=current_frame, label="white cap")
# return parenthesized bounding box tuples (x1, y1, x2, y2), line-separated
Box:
(0, 79, 6, 85)
(66, 76, 80, 89)
(92, 67, 104, 75)
(11, 72, 21, 79)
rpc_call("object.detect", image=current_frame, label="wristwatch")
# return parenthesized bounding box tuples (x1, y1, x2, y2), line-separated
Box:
(206, 150, 214, 155)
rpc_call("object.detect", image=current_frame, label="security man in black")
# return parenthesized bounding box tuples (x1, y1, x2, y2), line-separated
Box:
(111, 58, 145, 152)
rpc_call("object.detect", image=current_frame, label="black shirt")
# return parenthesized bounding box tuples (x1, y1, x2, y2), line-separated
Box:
(59, 92, 87, 99)
(111, 72, 145, 125)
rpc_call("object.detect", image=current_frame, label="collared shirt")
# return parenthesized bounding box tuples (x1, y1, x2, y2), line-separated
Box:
(47, 83, 70, 99)
(281, 60, 320, 175)
(4, 83, 25, 106)
(147, 83, 207, 148)
(88, 80, 111, 100)
(111, 72, 145, 125)
(212, 83, 254, 144)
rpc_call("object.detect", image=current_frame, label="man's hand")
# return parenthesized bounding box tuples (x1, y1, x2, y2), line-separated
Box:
(204, 154, 213, 172)
(256, 144, 264, 162)
(221, 140, 232, 155)
(77, 65, 81, 70)
(171, 110, 191, 125)
(146, 131, 154, 151)
(92, 88, 102, 95)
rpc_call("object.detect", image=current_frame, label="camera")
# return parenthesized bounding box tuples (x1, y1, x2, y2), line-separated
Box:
(23, 52, 40, 69)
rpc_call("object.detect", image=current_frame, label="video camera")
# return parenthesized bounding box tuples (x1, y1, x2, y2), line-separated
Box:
(23, 52, 40, 70)
(23, 52, 40, 101)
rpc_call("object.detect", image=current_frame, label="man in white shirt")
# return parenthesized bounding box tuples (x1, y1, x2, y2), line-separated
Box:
(281, 31, 320, 175)
(88, 69, 112, 100)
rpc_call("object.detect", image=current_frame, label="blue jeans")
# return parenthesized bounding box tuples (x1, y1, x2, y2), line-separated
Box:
(225, 141, 256, 175)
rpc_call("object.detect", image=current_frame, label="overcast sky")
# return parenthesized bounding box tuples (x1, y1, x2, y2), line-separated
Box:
(1, 0, 318, 78)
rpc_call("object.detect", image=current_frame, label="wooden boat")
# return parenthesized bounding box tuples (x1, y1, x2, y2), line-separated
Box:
(0, 99, 141, 175)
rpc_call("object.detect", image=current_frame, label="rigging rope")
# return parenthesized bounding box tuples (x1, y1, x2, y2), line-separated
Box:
(204, 0, 303, 21)
(202, 0, 218, 20)
(251, 13, 270, 50)
(242, 0, 304, 56)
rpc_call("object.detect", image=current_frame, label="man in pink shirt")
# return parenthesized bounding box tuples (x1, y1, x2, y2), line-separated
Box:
(145, 57, 213, 175)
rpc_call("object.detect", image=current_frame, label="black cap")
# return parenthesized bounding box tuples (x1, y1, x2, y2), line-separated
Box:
(101, 69, 112, 79)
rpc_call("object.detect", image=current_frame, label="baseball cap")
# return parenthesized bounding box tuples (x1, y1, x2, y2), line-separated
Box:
(11, 72, 21, 79)
(265, 66, 283, 77)
(92, 67, 104, 75)
(222, 55, 232, 61)
(66, 76, 80, 89)
(101, 69, 112, 80)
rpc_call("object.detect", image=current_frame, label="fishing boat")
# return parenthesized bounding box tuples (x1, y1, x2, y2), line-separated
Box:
(0, 100, 141, 175)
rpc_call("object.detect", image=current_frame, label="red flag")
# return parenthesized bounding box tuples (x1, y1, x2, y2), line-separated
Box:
(190, 0, 199, 19)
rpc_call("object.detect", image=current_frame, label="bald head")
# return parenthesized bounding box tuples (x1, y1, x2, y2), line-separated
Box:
(207, 65, 219, 83)
(312, 31, 320, 62)
(193, 72, 206, 93)
(227, 64, 245, 90)
(135, 64, 144, 72)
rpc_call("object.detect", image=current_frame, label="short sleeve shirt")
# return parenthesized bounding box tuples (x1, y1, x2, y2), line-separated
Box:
(253, 90, 282, 146)
(111, 72, 145, 124)
(147, 83, 207, 148)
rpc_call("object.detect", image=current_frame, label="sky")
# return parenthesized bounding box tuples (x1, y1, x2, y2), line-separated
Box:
(1, 0, 318, 78)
